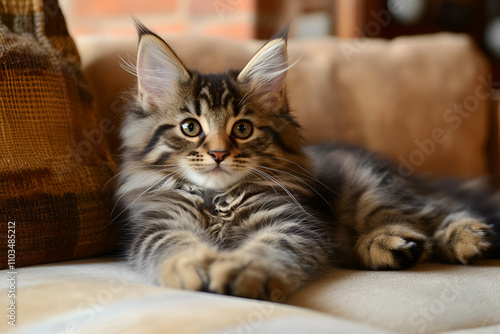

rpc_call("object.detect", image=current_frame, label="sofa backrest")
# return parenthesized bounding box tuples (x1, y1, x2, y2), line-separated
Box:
(77, 33, 491, 178)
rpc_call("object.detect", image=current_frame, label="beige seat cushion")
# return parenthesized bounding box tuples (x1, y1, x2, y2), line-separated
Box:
(288, 260, 500, 333)
(0, 258, 389, 334)
(2, 258, 499, 333)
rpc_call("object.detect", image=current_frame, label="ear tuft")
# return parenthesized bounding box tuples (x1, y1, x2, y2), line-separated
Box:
(135, 21, 189, 104)
(237, 30, 290, 100)
(134, 18, 156, 41)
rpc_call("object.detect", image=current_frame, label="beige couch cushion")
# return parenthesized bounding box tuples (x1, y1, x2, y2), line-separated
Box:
(0, 258, 388, 334)
(2, 258, 499, 333)
(78, 32, 490, 177)
(288, 261, 500, 333)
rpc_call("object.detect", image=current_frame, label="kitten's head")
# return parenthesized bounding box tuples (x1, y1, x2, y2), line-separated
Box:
(120, 22, 307, 190)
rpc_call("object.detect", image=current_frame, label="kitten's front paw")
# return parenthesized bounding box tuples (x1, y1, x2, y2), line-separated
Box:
(356, 225, 429, 270)
(158, 246, 217, 291)
(433, 219, 492, 264)
(207, 252, 291, 301)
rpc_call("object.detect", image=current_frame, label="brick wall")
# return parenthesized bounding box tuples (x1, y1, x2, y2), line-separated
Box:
(60, 0, 257, 39)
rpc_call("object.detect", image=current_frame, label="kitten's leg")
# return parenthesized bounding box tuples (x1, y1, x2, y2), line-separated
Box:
(350, 191, 433, 270)
(130, 225, 216, 291)
(207, 248, 294, 301)
(130, 218, 329, 300)
(157, 233, 217, 290)
(347, 178, 489, 269)
(354, 209, 494, 268)
(207, 221, 332, 301)
(432, 211, 493, 264)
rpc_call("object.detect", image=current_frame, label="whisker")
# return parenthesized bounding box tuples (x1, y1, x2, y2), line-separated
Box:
(110, 166, 179, 218)
(256, 155, 315, 179)
(255, 164, 335, 214)
(248, 169, 279, 196)
(109, 167, 182, 229)
(103, 164, 181, 194)
(251, 167, 306, 213)
(255, 155, 358, 212)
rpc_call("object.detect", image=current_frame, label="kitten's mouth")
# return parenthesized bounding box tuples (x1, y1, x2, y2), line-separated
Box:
(206, 166, 229, 175)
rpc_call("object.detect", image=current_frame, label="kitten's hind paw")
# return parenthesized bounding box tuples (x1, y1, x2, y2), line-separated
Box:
(433, 219, 493, 264)
(356, 225, 429, 270)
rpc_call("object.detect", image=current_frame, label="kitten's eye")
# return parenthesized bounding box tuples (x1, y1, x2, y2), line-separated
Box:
(180, 119, 202, 137)
(232, 120, 253, 139)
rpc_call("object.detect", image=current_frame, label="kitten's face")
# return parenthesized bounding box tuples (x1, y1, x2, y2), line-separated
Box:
(121, 25, 305, 190)
(139, 72, 294, 190)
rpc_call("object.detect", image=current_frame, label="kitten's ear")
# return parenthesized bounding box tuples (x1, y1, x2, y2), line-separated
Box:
(237, 27, 289, 107)
(135, 21, 189, 105)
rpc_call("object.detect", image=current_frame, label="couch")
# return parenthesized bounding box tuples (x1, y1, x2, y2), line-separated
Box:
(1, 11, 500, 334)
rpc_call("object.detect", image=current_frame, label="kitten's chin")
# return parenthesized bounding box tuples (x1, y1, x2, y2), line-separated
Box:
(184, 168, 243, 190)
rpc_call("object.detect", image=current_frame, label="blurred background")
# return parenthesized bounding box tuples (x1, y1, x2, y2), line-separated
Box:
(60, 0, 500, 87)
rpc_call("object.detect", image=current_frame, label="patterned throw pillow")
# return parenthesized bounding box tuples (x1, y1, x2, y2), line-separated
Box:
(0, 0, 117, 268)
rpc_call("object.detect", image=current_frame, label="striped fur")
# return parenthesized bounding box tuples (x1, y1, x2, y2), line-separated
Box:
(116, 22, 498, 301)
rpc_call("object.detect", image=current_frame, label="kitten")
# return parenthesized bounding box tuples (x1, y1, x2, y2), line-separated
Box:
(116, 22, 498, 301)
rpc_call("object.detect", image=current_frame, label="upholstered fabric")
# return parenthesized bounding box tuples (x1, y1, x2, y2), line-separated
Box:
(78, 33, 490, 177)
(287, 34, 491, 178)
(1, 258, 498, 333)
(288, 260, 500, 333)
(0, 258, 388, 334)
(0, 0, 117, 268)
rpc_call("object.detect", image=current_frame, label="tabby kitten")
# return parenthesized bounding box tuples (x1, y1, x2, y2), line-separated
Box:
(116, 22, 497, 301)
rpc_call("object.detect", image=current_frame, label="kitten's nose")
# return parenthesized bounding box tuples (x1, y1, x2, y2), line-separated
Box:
(208, 150, 229, 164)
